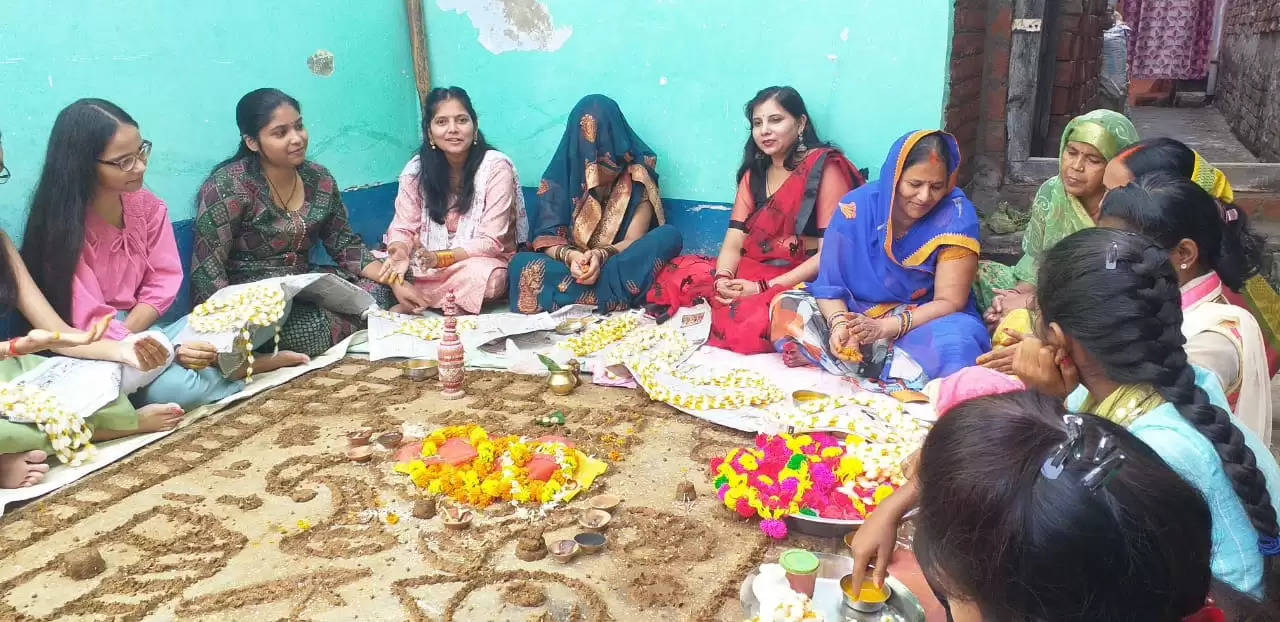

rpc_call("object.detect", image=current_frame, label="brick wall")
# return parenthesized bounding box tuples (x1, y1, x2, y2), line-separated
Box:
(946, 0, 1012, 193)
(1044, 0, 1110, 152)
(1217, 0, 1280, 161)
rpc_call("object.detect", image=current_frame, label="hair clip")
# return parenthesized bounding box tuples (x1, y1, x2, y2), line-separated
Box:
(1081, 451, 1126, 493)
(1224, 207, 1239, 223)
(1041, 415, 1085, 479)
(1105, 241, 1119, 270)
(1040, 415, 1125, 493)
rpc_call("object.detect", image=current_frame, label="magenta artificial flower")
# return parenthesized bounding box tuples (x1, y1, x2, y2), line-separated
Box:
(760, 518, 788, 539)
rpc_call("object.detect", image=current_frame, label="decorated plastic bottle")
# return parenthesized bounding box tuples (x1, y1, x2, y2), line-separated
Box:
(438, 292, 465, 399)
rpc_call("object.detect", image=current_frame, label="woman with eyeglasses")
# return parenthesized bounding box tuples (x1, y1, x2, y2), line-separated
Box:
(20, 99, 307, 411)
(21, 99, 182, 341)
(0, 128, 184, 487)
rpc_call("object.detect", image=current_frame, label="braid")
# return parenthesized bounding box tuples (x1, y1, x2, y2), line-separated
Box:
(1040, 228, 1280, 576)
(1128, 245, 1280, 541)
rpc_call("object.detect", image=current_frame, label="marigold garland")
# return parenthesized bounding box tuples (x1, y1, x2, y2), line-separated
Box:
(0, 382, 95, 466)
(711, 432, 913, 539)
(394, 425, 595, 508)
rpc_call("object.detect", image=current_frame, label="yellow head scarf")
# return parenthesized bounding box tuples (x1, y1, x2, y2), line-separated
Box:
(1190, 151, 1235, 204)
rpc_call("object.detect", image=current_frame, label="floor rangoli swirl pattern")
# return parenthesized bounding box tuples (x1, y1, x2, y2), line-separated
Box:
(0, 359, 866, 621)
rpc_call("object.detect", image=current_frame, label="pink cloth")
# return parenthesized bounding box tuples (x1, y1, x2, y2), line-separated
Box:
(934, 366, 1025, 417)
(386, 154, 520, 313)
(72, 189, 183, 340)
(1122, 0, 1215, 80)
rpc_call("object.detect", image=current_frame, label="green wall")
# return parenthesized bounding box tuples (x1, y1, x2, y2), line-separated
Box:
(427, 0, 956, 202)
(0, 0, 421, 236)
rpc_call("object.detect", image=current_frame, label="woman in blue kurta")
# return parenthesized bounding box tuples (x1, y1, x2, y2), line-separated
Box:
(507, 95, 681, 314)
(769, 130, 989, 389)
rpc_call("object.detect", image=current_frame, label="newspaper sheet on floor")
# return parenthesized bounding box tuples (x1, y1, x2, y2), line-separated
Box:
(12, 356, 123, 420)
(564, 305, 937, 434)
(363, 304, 596, 366)
(0, 334, 360, 516)
(173, 273, 376, 372)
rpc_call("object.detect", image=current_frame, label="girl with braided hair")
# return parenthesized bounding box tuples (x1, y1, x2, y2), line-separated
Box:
(1098, 172, 1273, 444)
(1015, 226, 1280, 599)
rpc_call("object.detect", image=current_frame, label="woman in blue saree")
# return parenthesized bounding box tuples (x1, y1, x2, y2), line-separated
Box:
(769, 130, 990, 389)
(508, 95, 682, 313)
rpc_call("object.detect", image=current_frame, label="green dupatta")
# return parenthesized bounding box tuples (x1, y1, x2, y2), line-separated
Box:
(976, 109, 1139, 309)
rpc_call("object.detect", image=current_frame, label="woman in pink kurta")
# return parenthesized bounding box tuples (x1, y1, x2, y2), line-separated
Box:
(383, 87, 528, 314)
(73, 188, 183, 339)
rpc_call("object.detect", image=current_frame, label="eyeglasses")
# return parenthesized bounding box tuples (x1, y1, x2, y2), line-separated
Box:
(0, 164, 9, 185)
(97, 140, 152, 173)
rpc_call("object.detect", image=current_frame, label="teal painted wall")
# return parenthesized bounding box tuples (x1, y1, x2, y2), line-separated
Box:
(0, 0, 421, 238)
(426, 0, 956, 204)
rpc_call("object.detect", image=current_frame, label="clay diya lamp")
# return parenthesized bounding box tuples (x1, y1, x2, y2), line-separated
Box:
(550, 539, 579, 563)
(376, 432, 403, 450)
(405, 358, 439, 381)
(345, 445, 373, 463)
(578, 508, 612, 531)
(441, 506, 474, 530)
(588, 494, 621, 512)
(573, 531, 606, 554)
(840, 573, 891, 613)
(346, 429, 373, 447)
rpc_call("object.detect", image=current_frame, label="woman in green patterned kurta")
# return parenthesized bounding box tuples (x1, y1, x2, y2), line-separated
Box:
(976, 109, 1139, 323)
(190, 89, 398, 356)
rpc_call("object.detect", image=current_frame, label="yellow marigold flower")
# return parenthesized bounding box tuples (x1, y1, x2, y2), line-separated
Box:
(738, 454, 759, 471)
(820, 447, 843, 459)
(872, 484, 895, 505)
(420, 442, 438, 457)
(385, 513, 400, 525)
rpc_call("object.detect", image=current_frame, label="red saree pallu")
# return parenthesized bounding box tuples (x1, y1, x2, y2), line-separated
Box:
(646, 148, 861, 354)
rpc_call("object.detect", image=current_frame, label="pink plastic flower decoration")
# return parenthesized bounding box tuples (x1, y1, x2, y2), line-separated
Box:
(759, 518, 788, 539)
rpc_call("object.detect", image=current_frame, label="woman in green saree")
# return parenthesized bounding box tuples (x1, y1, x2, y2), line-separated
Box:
(976, 109, 1139, 324)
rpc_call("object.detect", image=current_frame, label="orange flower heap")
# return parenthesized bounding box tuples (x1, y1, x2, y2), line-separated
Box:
(394, 425, 592, 508)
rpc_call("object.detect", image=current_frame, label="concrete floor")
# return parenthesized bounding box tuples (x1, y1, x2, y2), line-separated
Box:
(1128, 106, 1260, 163)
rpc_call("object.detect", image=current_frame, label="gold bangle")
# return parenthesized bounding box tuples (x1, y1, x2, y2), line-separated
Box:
(434, 250, 456, 268)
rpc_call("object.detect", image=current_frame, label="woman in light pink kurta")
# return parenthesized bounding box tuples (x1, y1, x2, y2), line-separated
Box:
(72, 188, 184, 340)
(386, 149, 526, 314)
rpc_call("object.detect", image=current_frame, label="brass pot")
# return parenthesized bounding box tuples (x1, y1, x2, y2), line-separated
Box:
(547, 370, 579, 396)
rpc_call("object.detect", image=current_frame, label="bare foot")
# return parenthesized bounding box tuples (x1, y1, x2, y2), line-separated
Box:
(781, 342, 814, 368)
(93, 403, 185, 441)
(0, 450, 50, 488)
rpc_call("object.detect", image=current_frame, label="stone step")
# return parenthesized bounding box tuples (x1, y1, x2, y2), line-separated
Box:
(1174, 91, 1209, 108)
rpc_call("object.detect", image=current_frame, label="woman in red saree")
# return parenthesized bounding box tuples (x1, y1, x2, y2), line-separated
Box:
(646, 86, 863, 353)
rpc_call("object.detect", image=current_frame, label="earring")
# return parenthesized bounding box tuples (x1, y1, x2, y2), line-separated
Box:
(473, 135, 478, 145)
(1179, 263, 1188, 270)
(795, 130, 808, 155)
(429, 140, 437, 150)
